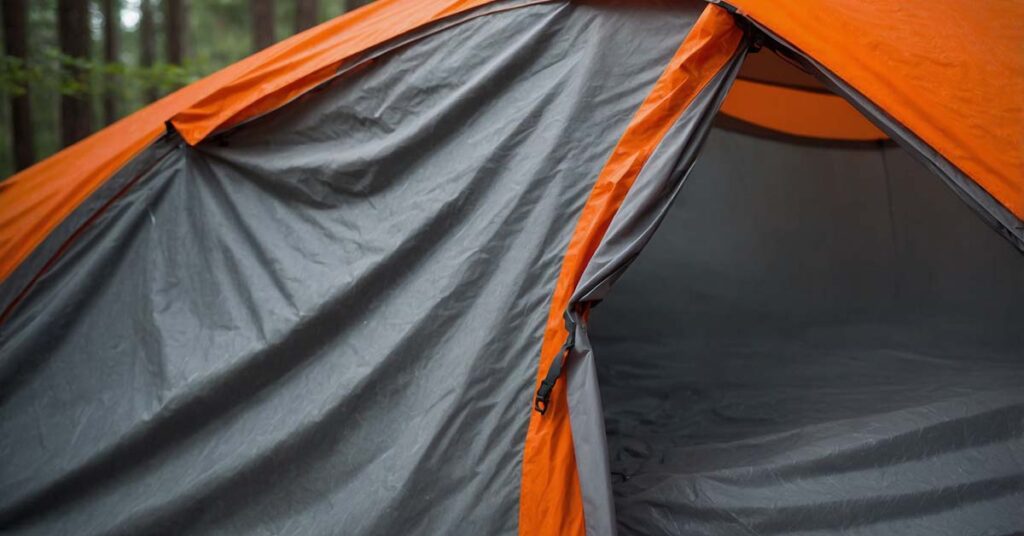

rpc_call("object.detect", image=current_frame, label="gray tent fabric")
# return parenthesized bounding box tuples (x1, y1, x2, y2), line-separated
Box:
(0, 136, 181, 315)
(592, 128, 1024, 535)
(0, 1, 712, 534)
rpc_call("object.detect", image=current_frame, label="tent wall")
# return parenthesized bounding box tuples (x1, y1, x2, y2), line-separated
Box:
(0, 2, 704, 533)
(590, 128, 1024, 535)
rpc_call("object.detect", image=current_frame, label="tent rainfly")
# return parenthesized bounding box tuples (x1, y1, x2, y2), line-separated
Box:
(1, 1, 1021, 535)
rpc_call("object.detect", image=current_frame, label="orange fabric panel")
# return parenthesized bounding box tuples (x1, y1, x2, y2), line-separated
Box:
(721, 79, 887, 141)
(0, 0, 498, 286)
(725, 0, 1024, 218)
(518, 6, 743, 535)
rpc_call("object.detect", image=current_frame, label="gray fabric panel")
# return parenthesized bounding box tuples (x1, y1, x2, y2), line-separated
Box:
(0, 136, 179, 315)
(0, 2, 699, 534)
(566, 324, 612, 534)
(566, 41, 748, 536)
(592, 128, 1024, 535)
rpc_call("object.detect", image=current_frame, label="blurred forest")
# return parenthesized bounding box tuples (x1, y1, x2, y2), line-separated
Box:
(0, 0, 375, 178)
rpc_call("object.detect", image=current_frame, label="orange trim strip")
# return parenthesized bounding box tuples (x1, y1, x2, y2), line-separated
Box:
(0, 0, 502, 287)
(721, 79, 886, 141)
(517, 6, 743, 535)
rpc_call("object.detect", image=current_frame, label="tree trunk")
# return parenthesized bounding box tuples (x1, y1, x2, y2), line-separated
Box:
(101, 0, 120, 125)
(57, 0, 92, 147)
(295, 0, 318, 33)
(139, 0, 157, 103)
(3, 0, 34, 170)
(251, 0, 275, 52)
(345, 0, 374, 12)
(165, 0, 186, 65)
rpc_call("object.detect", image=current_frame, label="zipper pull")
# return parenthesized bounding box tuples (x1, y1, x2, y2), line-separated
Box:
(534, 315, 577, 415)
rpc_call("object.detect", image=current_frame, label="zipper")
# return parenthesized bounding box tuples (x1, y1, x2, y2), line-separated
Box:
(534, 313, 577, 415)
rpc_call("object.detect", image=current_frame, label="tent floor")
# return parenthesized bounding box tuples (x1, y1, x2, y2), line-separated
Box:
(595, 318, 1024, 536)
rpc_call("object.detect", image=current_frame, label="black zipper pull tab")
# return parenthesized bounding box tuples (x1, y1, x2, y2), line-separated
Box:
(534, 377, 557, 415)
(534, 314, 577, 415)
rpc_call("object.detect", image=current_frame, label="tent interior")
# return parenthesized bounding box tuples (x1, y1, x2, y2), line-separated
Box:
(590, 51, 1024, 535)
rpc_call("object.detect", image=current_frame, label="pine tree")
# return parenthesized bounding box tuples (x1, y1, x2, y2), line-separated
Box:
(139, 0, 157, 103)
(102, 0, 120, 125)
(57, 0, 92, 147)
(3, 0, 35, 170)
(295, 0, 318, 33)
(251, 0, 275, 52)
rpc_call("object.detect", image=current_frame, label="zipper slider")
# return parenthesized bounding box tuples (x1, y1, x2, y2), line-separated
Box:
(534, 377, 557, 415)
(534, 314, 577, 415)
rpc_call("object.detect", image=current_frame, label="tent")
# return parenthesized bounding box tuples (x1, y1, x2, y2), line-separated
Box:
(0, 0, 1021, 534)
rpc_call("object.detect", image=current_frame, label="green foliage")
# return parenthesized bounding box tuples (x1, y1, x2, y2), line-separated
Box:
(0, 48, 201, 172)
(0, 49, 187, 99)
(0, 56, 30, 96)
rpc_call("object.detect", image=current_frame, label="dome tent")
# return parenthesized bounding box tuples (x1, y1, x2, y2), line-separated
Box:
(0, 1, 1021, 534)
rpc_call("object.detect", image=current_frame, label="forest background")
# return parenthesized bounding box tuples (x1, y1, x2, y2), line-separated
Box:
(0, 0, 376, 178)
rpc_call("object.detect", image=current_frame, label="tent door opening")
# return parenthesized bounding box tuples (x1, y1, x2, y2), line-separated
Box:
(589, 127, 1024, 535)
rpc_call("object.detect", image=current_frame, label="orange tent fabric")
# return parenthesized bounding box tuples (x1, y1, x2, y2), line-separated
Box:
(0, 0, 498, 286)
(721, 48, 887, 142)
(518, 6, 744, 534)
(723, 0, 1024, 218)
(720, 79, 887, 141)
